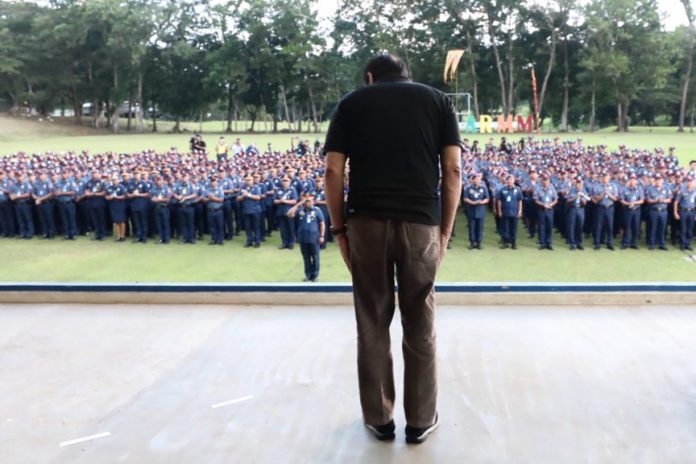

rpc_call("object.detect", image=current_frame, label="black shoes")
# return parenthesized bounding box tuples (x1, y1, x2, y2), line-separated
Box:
(365, 420, 395, 441)
(405, 414, 440, 444)
(577, 244, 584, 250)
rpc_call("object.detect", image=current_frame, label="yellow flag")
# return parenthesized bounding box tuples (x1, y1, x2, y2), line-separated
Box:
(444, 50, 465, 83)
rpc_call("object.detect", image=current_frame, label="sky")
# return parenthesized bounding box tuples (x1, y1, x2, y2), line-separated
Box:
(315, 0, 691, 31)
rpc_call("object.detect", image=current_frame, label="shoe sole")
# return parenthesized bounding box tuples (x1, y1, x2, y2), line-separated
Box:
(364, 424, 395, 441)
(405, 417, 440, 444)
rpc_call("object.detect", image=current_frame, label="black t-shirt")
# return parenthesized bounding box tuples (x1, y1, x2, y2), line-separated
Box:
(323, 76, 461, 225)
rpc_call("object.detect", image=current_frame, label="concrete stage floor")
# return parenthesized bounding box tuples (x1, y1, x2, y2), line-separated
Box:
(2, 304, 696, 464)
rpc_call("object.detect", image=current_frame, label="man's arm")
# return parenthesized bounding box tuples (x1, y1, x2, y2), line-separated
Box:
(439, 145, 462, 261)
(325, 151, 350, 270)
(325, 152, 347, 231)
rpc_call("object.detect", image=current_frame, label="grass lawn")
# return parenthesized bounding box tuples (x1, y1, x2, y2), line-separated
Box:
(0, 114, 695, 283)
(0, 210, 693, 283)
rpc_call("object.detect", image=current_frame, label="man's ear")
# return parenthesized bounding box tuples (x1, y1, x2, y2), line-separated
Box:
(366, 72, 374, 85)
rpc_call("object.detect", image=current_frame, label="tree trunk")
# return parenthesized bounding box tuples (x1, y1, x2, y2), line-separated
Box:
(280, 85, 292, 131)
(560, 32, 570, 132)
(151, 102, 158, 132)
(127, 98, 132, 131)
(136, 72, 144, 132)
(226, 89, 234, 133)
(590, 80, 596, 132)
(679, 23, 695, 132)
(173, 116, 181, 133)
(465, 28, 480, 118)
(297, 106, 302, 133)
(273, 113, 278, 133)
(112, 67, 119, 134)
(506, 30, 515, 114)
(538, 28, 557, 125)
(308, 83, 319, 132)
(487, 16, 507, 114)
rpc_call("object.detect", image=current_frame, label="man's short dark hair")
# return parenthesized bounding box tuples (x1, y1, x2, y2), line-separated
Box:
(364, 54, 410, 84)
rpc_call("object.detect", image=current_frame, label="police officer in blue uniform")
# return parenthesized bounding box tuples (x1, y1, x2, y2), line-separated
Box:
(83, 171, 108, 241)
(274, 176, 298, 249)
(674, 175, 696, 251)
(11, 174, 35, 239)
(175, 173, 198, 244)
(497, 175, 523, 249)
(106, 175, 128, 241)
(645, 173, 671, 250)
(566, 177, 590, 250)
(534, 173, 558, 250)
(150, 176, 172, 244)
(288, 193, 325, 282)
(620, 173, 644, 250)
(0, 171, 14, 237)
(33, 171, 55, 239)
(221, 173, 236, 240)
(238, 175, 263, 248)
(55, 171, 79, 240)
(314, 177, 332, 248)
(205, 177, 225, 245)
(462, 172, 489, 249)
(128, 171, 150, 243)
(592, 172, 619, 250)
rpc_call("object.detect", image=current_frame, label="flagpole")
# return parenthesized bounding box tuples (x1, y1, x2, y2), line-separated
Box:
(531, 67, 540, 135)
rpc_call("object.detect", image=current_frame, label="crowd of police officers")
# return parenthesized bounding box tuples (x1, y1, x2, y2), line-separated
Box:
(0, 136, 328, 281)
(459, 137, 696, 252)
(1, 135, 695, 272)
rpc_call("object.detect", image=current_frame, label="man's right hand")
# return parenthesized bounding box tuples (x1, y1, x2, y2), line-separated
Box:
(336, 234, 351, 273)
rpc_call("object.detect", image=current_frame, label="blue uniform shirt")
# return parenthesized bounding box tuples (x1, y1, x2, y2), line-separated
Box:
(33, 180, 53, 198)
(106, 184, 127, 199)
(593, 183, 618, 207)
(463, 184, 489, 218)
(297, 206, 325, 244)
(241, 185, 263, 214)
(55, 178, 78, 201)
(498, 185, 523, 217)
(13, 181, 34, 198)
(645, 185, 672, 208)
(567, 185, 590, 207)
(677, 186, 696, 209)
(534, 184, 558, 207)
(274, 187, 298, 217)
(621, 185, 644, 205)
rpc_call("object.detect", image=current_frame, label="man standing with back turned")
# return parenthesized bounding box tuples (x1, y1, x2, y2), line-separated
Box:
(324, 54, 462, 444)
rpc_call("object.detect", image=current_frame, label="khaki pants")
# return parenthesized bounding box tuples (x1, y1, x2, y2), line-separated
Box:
(347, 216, 440, 428)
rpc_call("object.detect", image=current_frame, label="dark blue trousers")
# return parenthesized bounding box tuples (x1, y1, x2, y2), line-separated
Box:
(524, 201, 537, 237)
(155, 206, 171, 242)
(243, 213, 262, 245)
(594, 205, 614, 247)
(231, 200, 243, 233)
(501, 216, 518, 244)
(680, 209, 695, 249)
(466, 214, 484, 243)
(300, 242, 320, 279)
(566, 207, 585, 247)
(38, 201, 55, 238)
(88, 200, 107, 239)
(207, 208, 224, 243)
(0, 201, 15, 236)
(223, 199, 234, 239)
(278, 215, 296, 247)
(58, 201, 77, 238)
(621, 208, 641, 247)
(15, 202, 34, 238)
(648, 209, 668, 248)
(537, 208, 554, 246)
(131, 208, 148, 241)
(180, 206, 196, 242)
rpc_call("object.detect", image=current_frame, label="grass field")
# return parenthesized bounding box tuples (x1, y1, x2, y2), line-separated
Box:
(0, 113, 695, 283)
(0, 212, 693, 283)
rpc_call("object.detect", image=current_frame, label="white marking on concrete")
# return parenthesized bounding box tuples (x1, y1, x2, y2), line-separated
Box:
(59, 432, 111, 447)
(211, 395, 253, 409)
